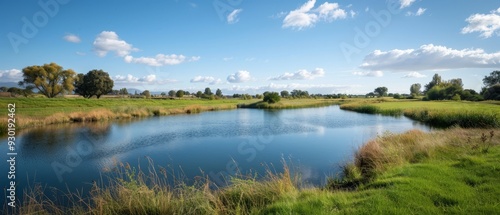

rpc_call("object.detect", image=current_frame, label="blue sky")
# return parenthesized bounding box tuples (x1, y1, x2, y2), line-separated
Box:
(1, 0, 499, 95)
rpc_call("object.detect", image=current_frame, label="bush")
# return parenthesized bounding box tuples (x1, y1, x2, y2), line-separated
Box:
(263, 92, 281, 104)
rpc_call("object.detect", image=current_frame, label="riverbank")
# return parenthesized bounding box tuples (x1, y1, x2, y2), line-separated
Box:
(340, 99, 500, 128)
(11, 127, 499, 214)
(0, 98, 344, 136)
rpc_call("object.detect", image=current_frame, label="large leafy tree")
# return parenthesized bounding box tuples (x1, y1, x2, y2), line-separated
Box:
(483, 71, 500, 87)
(74, 69, 114, 99)
(374, 87, 388, 97)
(424, 74, 442, 93)
(263, 91, 281, 104)
(410, 83, 421, 95)
(19, 62, 76, 98)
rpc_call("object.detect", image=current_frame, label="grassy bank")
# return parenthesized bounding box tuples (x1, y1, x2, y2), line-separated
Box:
(9, 128, 500, 214)
(237, 98, 344, 109)
(340, 99, 500, 128)
(0, 97, 259, 136)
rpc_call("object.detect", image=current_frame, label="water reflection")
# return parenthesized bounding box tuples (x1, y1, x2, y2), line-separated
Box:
(0, 106, 431, 203)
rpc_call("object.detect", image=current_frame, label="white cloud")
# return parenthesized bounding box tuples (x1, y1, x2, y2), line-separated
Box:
(270, 68, 325, 80)
(93, 31, 137, 57)
(350, 10, 356, 18)
(352, 71, 384, 77)
(124, 54, 200, 66)
(462, 7, 500, 38)
(407, 7, 426, 16)
(0, 69, 22, 82)
(227, 70, 252, 83)
(223, 57, 233, 61)
(282, 0, 348, 29)
(190, 76, 222, 85)
(63, 34, 81, 43)
(359, 44, 500, 72)
(227, 9, 242, 24)
(399, 0, 416, 9)
(93, 31, 199, 66)
(113, 74, 177, 85)
(403, 72, 427, 78)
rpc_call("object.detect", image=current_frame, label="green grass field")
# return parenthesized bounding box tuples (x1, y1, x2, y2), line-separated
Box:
(340, 99, 500, 128)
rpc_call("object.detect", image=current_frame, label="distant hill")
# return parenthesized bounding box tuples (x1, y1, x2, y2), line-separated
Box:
(0, 82, 20, 89)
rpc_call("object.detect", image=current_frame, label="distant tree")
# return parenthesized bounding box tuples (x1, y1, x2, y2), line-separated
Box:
(290, 89, 309, 98)
(142, 90, 151, 99)
(160, 92, 166, 96)
(366, 92, 375, 98)
(255, 94, 263, 99)
(374, 87, 388, 97)
(19, 62, 76, 98)
(204, 87, 212, 95)
(196, 91, 203, 98)
(424, 74, 442, 93)
(410, 83, 421, 95)
(263, 92, 281, 104)
(232, 93, 241, 98)
(216, 88, 222, 97)
(393, 93, 402, 99)
(168, 90, 176, 97)
(74, 69, 114, 99)
(483, 71, 500, 87)
(0, 86, 8, 92)
(119, 88, 129, 95)
(451, 94, 461, 101)
(280, 90, 289, 98)
(184, 91, 190, 96)
(176, 90, 184, 98)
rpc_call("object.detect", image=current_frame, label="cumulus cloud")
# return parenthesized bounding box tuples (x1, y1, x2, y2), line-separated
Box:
(403, 72, 427, 78)
(0, 69, 22, 82)
(190, 76, 222, 85)
(227, 71, 252, 83)
(63, 34, 81, 43)
(93, 31, 199, 66)
(93, 31, 137, 57)
(282, 0, 348, 29)
(113, 74, 176, 85)
(270, 68, 325, 80)
(462, 7, 500, 38)
(407, 8, 426, 16)
(352, 71, 384, 77)
(399, 0, 416, 9)
(227, 9, 242, 24)
(359, 44, 500, 72)
(124, 54, 200, 66)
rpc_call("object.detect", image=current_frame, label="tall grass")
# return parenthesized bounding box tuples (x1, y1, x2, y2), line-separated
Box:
(12, 159, 299, 215)
(340, 100, 500, 128)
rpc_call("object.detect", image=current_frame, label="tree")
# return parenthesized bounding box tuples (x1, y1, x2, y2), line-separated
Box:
(168, 90, 176, 97)
(410, 83, 421, 95)
(374, 87, 388, 97)
(176, 90, 184, 98)
(424, 74, 442, 93)
(74, 69, 114, 99)
(280, 90, 289, 98)
(263, 92, 281, 104)
(0, 86, 8, 92)
(483, 84, 500, 100)
(196, 91, 203, 98)
(160, 92, 166, 96)
(142, 90, 151, 98)
(119, 88, 129, 95)
(483, 71, 500, 87)
(216, 88, 222, 97)
(19, 62, 76, 98)
(204, 87, 212, 95)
